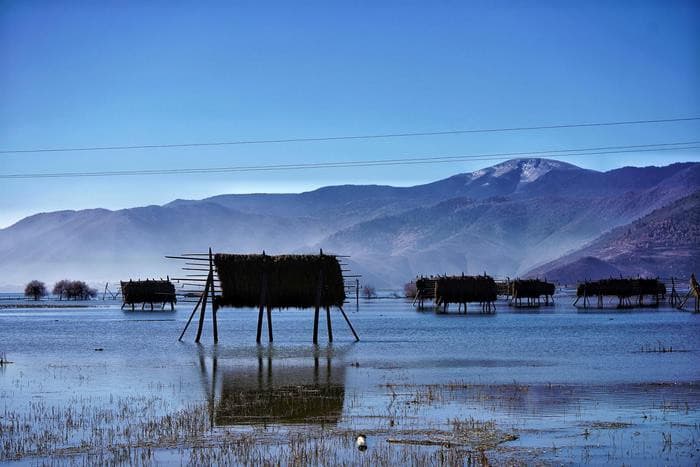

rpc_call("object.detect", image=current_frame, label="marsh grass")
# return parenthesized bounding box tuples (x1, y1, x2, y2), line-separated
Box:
(0, 385, 530, 466)
(0, 352, 12, 365)
(638, 341, 690, 353)
(3, 378, 698, 465)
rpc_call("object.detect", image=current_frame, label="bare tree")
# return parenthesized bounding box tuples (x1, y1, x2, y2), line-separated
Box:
(60, 280, 98, 300)
(52, 279, 71, 300)
(361, 284, 377, 299)
(24, 280, 47, 301)
(403, 282, 417, 298)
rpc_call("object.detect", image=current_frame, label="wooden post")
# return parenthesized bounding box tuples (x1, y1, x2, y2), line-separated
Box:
(256, 271, 267, 343)
(313, 305, 320, 344)
(179, 290, 204, 340)
(412, 289, 420, 306)
(209, 249, 218, 344)
(338, 306, 360, 342)
(313, 264, 324, 344)
(267, 305, 273, 342)
(355, 278, 359, 309)
(256, 306, 264, 343)
(195, 274, 210, 343)
(326, 306, 333, 342)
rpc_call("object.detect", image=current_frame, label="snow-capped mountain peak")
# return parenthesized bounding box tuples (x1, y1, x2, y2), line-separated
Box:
(471, 158, 577, 184)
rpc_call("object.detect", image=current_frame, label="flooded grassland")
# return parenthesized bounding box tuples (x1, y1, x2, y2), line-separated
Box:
(0, 294, 699, 465)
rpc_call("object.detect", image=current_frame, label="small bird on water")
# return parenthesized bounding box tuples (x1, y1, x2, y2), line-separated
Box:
(355, 434, 367, 451)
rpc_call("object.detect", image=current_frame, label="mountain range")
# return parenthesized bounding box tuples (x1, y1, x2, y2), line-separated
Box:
(0, 158, 698, 290)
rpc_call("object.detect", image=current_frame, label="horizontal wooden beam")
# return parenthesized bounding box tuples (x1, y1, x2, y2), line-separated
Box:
(165, 255, 209, 261)
(171, 278, 220, 282)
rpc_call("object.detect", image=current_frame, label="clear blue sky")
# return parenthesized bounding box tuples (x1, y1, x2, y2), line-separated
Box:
(1, 0, 699, 227)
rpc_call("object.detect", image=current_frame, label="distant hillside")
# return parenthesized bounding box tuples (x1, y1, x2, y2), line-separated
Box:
(0, 159, 698, 290)
(531, 257, 623, 285)
(526, 191, 700, 281)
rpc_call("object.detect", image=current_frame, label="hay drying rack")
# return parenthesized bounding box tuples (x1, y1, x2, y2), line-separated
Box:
(167, 249, 360, 344)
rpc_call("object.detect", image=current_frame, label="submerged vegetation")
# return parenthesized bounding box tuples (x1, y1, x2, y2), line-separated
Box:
(2, 378, 697, 465)
(0, 392, 524, 465)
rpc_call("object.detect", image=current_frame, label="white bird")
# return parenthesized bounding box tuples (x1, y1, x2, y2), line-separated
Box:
(356, 434, 367, 451)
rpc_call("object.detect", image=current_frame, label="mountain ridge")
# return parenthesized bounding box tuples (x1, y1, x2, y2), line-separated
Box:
(525, 190, 700, 281)
(1, 158, 698, 290)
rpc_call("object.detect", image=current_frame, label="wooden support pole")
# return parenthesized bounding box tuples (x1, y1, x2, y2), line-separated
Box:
(326, 306, 333, 342)
(256, 304, 264, 343)
(314, 266, 324, 344)
(412, 290, 420, 306)
(208, 248, 218, 344)
(267, 305, 273, 342)
(195, 274, 210, 343)
(179, 288, 204, 341)
(313, 305, 320, 344)
(338, 306, 360, 342)
(257, 271, 267, 343)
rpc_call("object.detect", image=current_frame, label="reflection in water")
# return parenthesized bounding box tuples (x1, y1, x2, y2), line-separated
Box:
(198, 347, 346, 427)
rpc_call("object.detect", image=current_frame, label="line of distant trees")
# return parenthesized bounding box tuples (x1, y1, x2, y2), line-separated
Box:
(23, 280, 97, 301)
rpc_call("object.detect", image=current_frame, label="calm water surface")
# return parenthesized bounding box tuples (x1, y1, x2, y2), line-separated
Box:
(1, 292, 699, 465)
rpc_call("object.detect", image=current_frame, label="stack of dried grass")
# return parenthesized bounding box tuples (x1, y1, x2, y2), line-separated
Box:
(214, 253, 346, 309)
(512, 279, 555, 299)
(435, 275, 497, 305)
(576, 278, 664, 298)
(638, 278, 667, 297)
(121, 280, 176, 305)
(415, 277, 437, 299)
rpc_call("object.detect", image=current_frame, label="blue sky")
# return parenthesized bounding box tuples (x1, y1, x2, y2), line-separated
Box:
(1, 0, 699, 227)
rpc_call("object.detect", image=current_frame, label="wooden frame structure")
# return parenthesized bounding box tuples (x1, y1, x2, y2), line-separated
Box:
(434, 274, 498, 314)
(508, 279, 555, 308)
(171, 249, 359, 344)
(411, 276, 437, 310)
(574, 278, 666, 309)
(674, 273, 700, 312)
(120, 279, 176, 311)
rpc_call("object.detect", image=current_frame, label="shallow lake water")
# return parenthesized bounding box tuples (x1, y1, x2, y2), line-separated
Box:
(1, 292, 699, 465)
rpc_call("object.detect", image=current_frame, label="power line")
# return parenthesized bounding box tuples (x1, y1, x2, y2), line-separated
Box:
(1, 141, 697, 180)
(1, 117, 699, 155)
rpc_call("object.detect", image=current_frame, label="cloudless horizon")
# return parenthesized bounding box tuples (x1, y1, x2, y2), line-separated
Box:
(2, 1, 699, 228)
